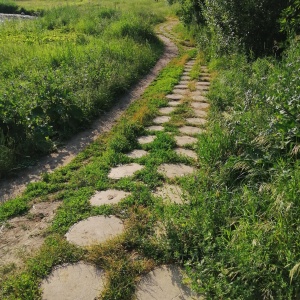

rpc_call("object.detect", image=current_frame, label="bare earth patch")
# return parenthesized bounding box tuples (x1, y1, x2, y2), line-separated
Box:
(0, 201, 60, 267)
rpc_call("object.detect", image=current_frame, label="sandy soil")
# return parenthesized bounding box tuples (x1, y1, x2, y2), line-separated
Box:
(0, 20, 179, 203)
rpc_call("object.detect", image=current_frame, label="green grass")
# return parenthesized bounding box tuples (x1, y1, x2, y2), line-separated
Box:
(0, 2, 172, 177)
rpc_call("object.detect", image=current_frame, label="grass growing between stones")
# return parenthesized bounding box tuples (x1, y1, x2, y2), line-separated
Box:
(0, 34, 199, 297)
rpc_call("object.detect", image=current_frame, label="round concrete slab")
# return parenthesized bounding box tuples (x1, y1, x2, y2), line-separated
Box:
(172, 89, 188, 95)
(153, 116, 171, 124)
(196, 81, 210, 86)
(196, 85, 209, 91)
(126, 149, 148, 159)
(146, 126, 164, 132)
(157, 163, 195, 179)
(175, 148, 198, 160)
(179, 126, 203, 135)
(41, 262, 105, 300)
(178, 80, 189, 85)
(138, 135, 156, 144)
(174, 136, 197, 146)
(136, 265, 201, 300)
(90, 189, 131, 206)
(181, 76, 191, 81)
(186, 118, 207, 126)
(183, 71, 190, 76)
(191, 102, 210, 110)
(65, 216, 124, 246)
(159, 107, 176, 114)
(153, 184, 186, 204)
(193, 109, 208, 118)
(166, 94, 183, 100)
(168, 101, 181, 107)
(191, 95, 207, 102)
(174, 84, 188, 89)
(108, 163, 144, 179)
(199, 76, 210, 81)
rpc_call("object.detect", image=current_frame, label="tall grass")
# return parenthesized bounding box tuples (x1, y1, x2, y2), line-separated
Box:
(0, 4, 166, 177)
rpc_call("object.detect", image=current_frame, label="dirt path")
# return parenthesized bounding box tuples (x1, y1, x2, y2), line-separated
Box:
(0, 19, 179, 203)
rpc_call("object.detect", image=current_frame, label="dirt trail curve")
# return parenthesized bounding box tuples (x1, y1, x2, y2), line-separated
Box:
(0, 19, 179, 203)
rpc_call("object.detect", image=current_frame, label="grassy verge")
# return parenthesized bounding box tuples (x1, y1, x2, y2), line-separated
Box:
(0, 1, 169, 177)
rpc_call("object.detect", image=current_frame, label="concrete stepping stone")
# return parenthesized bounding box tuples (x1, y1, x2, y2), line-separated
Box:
(65, 216, 124, 247)
(41, 262, 105, 300)
(196, 85, 209, 91)
(174, 135, 197, 146)
(146, 126, 164, 132)
(186, 117, 207, 126)
(186, 61, 196, 66)
(199, 76, 210, 81)
(159, 107, 176, 114)
(193, 109, 208, 118)
(178, 80, 189, 85)
(191, 95, 207, 102)
(153, 116, 171, 124)
(136, 265, 201, 300)
(181, 75, 191, 81)
(172, 89, 188, 95)
(157, 163, 195, 179)
(168, 101, 181, 107)
(174, 84, 188, 89)
(108, 163, 144, 179)
(166, 94, 183, 100)
(175, 148, 198, 160)
(196, 81, 210, 86)
(153, 184, 186, 204)
(126, 149, 148, 159)
(90, 189, 131, 206)
(201, 72, 210, 76)
(138, 135, 156, 144)
(191, 102, 210, 110)
(179, 126, 203, 135)
(183, 71, 190, 76)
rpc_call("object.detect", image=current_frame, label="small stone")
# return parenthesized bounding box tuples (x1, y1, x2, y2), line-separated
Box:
(175, 148, 198, 160)
(159, 107, 176, 114)
(90, 189, 131, 206)
(65, 216, 124, 246)
(126, 150, 148, 159)
(191, 102, 210, 110)
(146, 126, 164, 132)
(186, 118, 207, 125)
(168, 101, 181, 107)
(153, 116, 171, 124)
(138, 135, 156, 144)
(153, 184, 186, 204)
(157, 163, 195, 179)
(174, 136, 197, 146)
(41, 262, 105, 300)
(166, 94, 183, 100)
(108, 163, 144, 179)
(136, 265, 202, 300)
(179, 126, 203, 135)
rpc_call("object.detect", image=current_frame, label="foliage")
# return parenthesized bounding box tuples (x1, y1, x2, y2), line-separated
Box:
(280, 0, 300, 37)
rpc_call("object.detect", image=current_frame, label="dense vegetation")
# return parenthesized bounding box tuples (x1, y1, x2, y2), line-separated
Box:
(0, 1, 164, 177)
(166, 0, 300, 298)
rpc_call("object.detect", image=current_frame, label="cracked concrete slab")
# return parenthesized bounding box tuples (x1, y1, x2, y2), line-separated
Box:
(153, 184, 186, 204)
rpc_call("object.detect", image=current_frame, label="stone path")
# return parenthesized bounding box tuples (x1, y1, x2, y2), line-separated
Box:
(40, 58, 210, 299)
